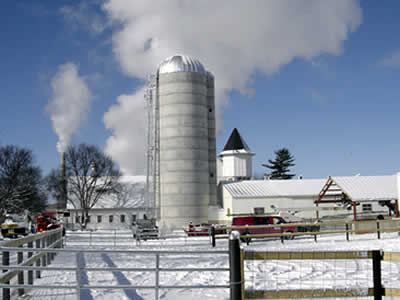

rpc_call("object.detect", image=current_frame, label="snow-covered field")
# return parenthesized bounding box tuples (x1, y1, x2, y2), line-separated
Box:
(9, 230, 400, 300)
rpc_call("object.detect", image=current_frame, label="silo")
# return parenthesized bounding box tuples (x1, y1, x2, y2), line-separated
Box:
(156, 55, 215, 229)
(207, 72, 217, 206)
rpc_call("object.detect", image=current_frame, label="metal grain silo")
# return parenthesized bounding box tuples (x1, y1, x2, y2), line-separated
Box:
(154, 55, 216, 229)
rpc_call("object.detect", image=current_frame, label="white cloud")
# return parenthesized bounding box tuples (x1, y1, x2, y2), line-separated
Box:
(102, 0, 362, 175)
(103, 88, 146, 175)
(378, 51, 400, 68)
(47, 63, 93, 152)
(60, 1, 108, 35)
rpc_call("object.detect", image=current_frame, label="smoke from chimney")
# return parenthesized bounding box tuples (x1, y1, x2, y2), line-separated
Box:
(47, 62, 93, 153)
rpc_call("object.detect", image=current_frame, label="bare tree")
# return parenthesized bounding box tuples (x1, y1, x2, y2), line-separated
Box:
(48, 144, 120, 229)
(0, 145, 47, 217)
(112, 182, 144, 208)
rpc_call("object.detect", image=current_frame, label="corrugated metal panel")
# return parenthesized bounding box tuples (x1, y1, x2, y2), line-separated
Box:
(331, 175, 397, 202)
(158, 55, 207, 74)
(223, 179, 326, 198)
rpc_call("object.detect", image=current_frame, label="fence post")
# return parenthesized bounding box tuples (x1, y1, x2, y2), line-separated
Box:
(28, 241, 34, 285)
(280, 227, 284, 244)
(155, 253, 160, 300)
(76, 251, 82, 300)
(345, 223, 350, 241)
(376, 221, 381, 240)
(211, 226, 216, 248)
(42, 237, 47, 267)
(2, 249, 10, 300)
(372, 250, 383, 300)
(35, 239, 41, 278)
(47, 235, 51, 263)
(17, 245, 24, 296)
(229, 231, 243, 300)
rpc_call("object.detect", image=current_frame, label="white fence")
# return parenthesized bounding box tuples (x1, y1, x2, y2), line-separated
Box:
(0, 247, 230, 300)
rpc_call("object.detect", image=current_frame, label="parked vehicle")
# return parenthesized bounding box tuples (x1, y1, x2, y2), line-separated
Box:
(36, 212, 62, 233)
(132, 218, 159, 241)
(185, 223, 210, 236)
(184, 223, 227, 236)
(232, 215, 297, 242)
(1, 211, 34, 238)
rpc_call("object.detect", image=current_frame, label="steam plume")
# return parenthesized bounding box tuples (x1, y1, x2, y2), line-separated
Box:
(47, 63, 93, 152)
(102, 0, 362, 175)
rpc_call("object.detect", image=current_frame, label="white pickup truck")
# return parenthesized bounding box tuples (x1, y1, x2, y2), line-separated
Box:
(1, 212, 34, 238)
(132, 219, 159, 241)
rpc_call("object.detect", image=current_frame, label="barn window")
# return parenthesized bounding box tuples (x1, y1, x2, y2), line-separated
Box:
(254, 207, 265, 215)
(97, 215, 102, 223)
(131, 214, 137, 224)
(109, 215, 114, 223)
(120, 215, 125, 223)
(362, 204, 372, 212)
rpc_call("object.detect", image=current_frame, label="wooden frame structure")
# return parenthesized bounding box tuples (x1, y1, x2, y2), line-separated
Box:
(315, 176, 399, 221)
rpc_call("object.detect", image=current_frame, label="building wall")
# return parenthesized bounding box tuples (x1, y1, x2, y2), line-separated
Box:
(67, 208, 147, 230)
(218, 183, 393, 224)
(222, 154, 252, 179)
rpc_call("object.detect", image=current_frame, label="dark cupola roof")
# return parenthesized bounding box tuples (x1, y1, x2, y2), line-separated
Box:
(223, 128, 251, 151)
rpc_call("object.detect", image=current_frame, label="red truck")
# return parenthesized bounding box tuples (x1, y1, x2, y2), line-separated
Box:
(232, 215, 297, 241)
(184, 223, 227, 237)
(36, 212, 62, 233)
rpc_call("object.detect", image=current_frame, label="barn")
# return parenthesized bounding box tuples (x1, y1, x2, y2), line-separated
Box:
(65, 176, 148, 230)
(209, 128, 400, 225)
(316, 175, 399, 221)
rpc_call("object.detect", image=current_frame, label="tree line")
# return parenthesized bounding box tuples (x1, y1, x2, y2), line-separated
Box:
(0, 142, 297, 227)
(0, 143, 120, 228)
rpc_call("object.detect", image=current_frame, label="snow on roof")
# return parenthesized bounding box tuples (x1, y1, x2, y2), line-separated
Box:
(223, 179, 326, 198)
(67, 176, 146, 210)
(330, 175, 397, 202)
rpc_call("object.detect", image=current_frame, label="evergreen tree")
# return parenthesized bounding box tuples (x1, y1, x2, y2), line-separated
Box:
(263, 148, 295, 179)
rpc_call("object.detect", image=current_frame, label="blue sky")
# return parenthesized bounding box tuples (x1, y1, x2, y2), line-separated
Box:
(1, 0, 400, 179)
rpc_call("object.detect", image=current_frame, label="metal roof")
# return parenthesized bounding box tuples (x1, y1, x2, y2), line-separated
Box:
(222, 128, 251, 152)
(223, 179, 326, 198)
(158, 55, 207, 75)
(330, 175, 397, 202)
(66, 176, 146, 209)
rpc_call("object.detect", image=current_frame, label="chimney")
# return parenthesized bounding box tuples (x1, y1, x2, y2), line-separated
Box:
(59, 152, 67, 210)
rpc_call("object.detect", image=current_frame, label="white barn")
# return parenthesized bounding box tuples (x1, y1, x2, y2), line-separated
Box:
(65, 176, 148, 230)
(209, 128, 400, 225)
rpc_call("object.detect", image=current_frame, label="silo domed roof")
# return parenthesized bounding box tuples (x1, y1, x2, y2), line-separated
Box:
(158, 55, 207, 74)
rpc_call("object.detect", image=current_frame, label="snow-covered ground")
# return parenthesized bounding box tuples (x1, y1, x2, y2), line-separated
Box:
(10, 230, 400, 300)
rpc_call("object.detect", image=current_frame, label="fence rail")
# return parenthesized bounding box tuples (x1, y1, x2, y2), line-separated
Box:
(3, 229, 400, 300)
(211, 218, 400, 246)
(226, 232, 400, 300)
(0, 228, 63, 300)
(0, 247, 230, 300)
